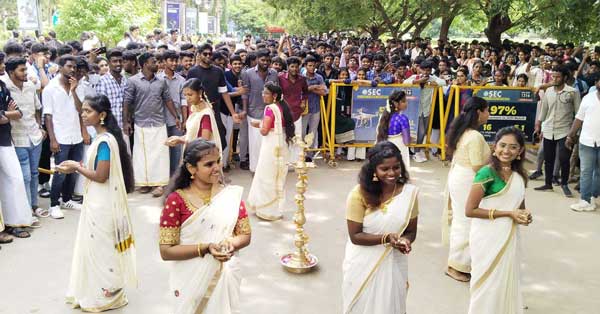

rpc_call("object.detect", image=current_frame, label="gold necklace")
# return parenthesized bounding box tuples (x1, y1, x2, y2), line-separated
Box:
(190, 183, 212, 204)
(380, 183, 397, 213)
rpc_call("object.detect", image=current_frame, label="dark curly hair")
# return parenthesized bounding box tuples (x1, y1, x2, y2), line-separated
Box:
(358, 141, 409, 209)
(165, 138, 218, 195)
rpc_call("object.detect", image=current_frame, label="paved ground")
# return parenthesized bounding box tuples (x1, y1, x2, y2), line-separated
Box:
(1, 158, 599, 314)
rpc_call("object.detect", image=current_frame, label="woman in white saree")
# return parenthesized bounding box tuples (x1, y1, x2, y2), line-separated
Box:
(442, 96, 490, 282)
(159, 139, 251, 314)
(58, 95, 137, 312)
(465, 127, 533, 314)
(342, 141, 419, 314)
(165, 78, 222, 157)
(247, 82, 295, 221)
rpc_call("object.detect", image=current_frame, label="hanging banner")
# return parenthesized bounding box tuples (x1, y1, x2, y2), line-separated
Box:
(185, 7, 197, 34)
(350, 86, 423, 143)
(198, 12, 209, 34)
(17, 0, 40, 30)
(165, 2, 182, 32)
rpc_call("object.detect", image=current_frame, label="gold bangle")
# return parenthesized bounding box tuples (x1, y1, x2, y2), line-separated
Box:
(489, 209, 495, 220)
(381, 233, 389, 246)
(197, 243, 209, 257)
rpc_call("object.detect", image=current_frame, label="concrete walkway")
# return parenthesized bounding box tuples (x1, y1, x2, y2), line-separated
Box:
(1, 159, 598, 314)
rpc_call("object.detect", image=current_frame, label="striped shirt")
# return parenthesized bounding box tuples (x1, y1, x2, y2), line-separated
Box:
(96, 73, 128, 128)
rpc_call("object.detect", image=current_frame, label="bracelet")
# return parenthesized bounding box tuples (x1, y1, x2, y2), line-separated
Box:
(489, 209, 496, 220)
(197, 243, 209, 257)
(381, 233, 390, 246)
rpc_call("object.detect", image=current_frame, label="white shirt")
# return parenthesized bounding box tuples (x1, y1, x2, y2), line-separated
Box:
(5, 79, 44, 147)
(576, 91, 600, 147)
(42, 77, 83, 145)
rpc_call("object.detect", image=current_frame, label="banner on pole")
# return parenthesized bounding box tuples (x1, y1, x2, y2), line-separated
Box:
(165, 2, 182, 32)
(350, 86, 422, 143)
(17, 0, 40, 30)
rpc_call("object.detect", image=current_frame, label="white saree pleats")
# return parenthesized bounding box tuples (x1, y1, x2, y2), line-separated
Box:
(443, 163, 476, 273)
(468, 174, 525, 314)
(342, 184, 418, 314)
(170, 185, 243, 314)
(66, 133, 136, 312)
(388, 134, 410, 169)
(247, 104, 288, 220)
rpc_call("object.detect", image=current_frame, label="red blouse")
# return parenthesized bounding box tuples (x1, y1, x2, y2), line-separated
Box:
(263, 105, 286, 130)
(196, 115, 212, 137)
(159, 190, 251, 245)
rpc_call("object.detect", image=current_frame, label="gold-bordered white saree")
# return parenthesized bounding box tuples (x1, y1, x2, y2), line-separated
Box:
(246, 103, 288, 220)
(468, 172, 525, 314)
(342, 184, 419, 314)
(66, 133, 137, 312)
(170, 185, 244, 314)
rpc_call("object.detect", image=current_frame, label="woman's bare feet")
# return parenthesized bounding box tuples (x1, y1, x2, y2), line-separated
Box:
(445, 266, 471, 282)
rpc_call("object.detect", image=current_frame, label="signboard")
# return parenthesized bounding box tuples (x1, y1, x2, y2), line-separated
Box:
(350, 86, 422, 143)
(198, 12, 209, 34)
(165, 2, 182, 32)
(17, 0, 40, 30)
(207, 16, 217, 34)
(472, 88, 537, 142)
(185, 7, 197, 34)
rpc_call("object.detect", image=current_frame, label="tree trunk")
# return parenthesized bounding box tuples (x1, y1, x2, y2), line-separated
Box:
(484, 13, 512, 49)
(368, 25, 381, 40)
(439, 15, 455, 44)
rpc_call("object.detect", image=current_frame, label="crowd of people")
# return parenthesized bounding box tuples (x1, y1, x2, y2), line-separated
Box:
(0, 25, 599, 313)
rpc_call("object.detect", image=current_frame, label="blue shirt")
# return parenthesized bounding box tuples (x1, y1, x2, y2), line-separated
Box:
(306, 73, 327, 114)
(367, 70, 394, 84)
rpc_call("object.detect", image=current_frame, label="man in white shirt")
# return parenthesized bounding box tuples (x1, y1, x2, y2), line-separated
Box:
(534, 66, 581, 197)
(5, 57, 46, 217)
(42, 55, 85, 219)
(567, 75, 600, 211)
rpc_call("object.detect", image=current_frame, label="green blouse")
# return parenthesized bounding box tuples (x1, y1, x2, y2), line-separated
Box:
(473, 165, 507, 197)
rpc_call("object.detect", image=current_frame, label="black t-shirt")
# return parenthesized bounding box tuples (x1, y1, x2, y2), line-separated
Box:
(0, 80, 14, 147)
(186, 65, 228, 149)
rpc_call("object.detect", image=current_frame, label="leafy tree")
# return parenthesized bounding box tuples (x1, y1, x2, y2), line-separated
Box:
(534, 0, 600, 43)
(228, 0, 278, 34)
(55, 0, 159, 46)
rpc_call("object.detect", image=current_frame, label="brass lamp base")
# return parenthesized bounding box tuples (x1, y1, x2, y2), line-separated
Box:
(280, 253, 318, 274)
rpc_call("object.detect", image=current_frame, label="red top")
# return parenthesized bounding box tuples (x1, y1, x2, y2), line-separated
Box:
(158, 190, 251, 245)
(278, 72, 308, 121)
(263, 105, 286, 130)
(196, 115, 212, 137)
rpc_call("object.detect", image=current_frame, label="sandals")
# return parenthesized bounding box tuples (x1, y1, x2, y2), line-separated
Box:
(35, 207, 50, 218)
(0, 232, 13, 244)
(5, 227, 31, 238)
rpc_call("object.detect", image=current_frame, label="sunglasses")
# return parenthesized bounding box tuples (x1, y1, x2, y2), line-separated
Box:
(202, 52, 212, 57)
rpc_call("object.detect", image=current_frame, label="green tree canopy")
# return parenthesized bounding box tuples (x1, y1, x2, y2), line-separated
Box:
(55, 0, 159, 46)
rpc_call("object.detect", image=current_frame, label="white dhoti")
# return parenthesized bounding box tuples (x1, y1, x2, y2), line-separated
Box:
(0, 145, 33, 227)
(132, 125, 169, 187)
(288, 118, 302, 164)
(247, 117, 262, 173)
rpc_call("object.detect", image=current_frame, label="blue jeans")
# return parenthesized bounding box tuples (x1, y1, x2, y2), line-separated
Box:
(579, 143, 600, 203)
(50, 142, 83, 207)
(167, 125, 183, 176)
(15, 141, 43, 208)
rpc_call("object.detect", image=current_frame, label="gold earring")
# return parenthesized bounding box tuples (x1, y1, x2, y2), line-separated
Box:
(100, 117, 105, 126)
(372, 173, 379, 182)
(517, 155, 521, 160)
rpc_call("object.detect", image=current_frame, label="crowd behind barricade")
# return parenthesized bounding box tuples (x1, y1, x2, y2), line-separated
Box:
(0, 27, 598, 245)
(0, 23, 599, 314)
